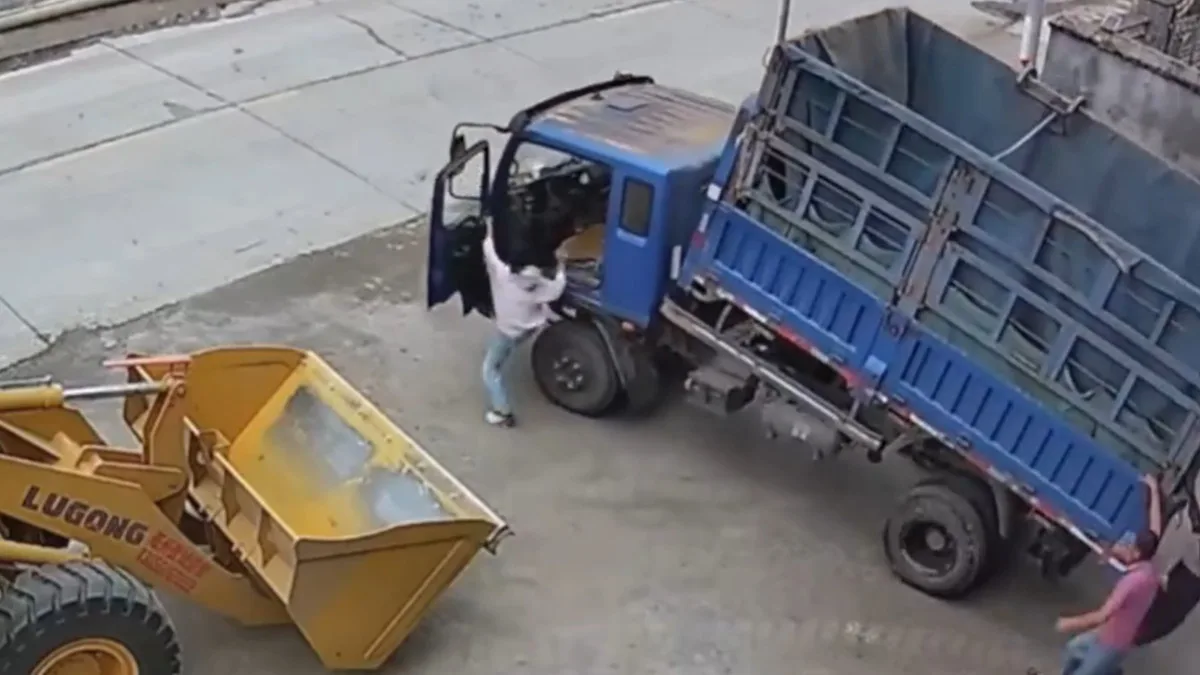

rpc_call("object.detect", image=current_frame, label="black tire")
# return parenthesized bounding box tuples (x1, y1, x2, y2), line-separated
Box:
(0, 561, 181, 675)
(531, 320, 620, 417)
(882, 481, 990, 599)
(915, 473, 1008, 581)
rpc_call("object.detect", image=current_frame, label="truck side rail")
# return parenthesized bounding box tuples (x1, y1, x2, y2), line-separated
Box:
(686, 200, 1148, 545)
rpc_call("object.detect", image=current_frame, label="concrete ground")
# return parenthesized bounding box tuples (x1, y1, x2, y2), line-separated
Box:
(4, 0, 1192, 673)
(0, 0, 1013, 370)
(7, 224, 1196, 675)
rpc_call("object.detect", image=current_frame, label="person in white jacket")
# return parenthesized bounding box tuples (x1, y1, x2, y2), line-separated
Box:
(481, 232, 566, 427)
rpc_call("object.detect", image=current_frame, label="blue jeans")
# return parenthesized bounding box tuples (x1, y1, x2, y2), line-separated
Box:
(1062, 630, 1125, 675)
(481, 329, 532, 415)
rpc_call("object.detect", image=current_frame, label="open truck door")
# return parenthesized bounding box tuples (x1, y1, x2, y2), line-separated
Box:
(427, 135, 493, 316)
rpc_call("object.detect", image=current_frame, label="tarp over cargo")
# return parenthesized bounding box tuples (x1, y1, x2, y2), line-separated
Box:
(793, 7, 1200, 286)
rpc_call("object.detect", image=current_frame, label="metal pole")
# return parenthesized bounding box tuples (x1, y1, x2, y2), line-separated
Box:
(61, 381, 167, 402)
(1018, 0, 1047, 70)
(776, 0, 792, 44)
(0, 538, 85, 566)
(0, 376, 52, 390)
(0, 0, 128, 32)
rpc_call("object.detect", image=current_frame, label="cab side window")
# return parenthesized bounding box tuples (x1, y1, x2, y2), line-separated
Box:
(619, 178, 654, 237)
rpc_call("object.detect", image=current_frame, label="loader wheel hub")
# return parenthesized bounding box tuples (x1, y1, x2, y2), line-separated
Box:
(32, 638, 139, 675)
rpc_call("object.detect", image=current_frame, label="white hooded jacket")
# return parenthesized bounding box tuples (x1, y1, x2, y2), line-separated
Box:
(482, 235, 566, 338)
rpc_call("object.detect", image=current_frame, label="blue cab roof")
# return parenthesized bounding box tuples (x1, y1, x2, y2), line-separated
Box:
(524, 82, 737, 176)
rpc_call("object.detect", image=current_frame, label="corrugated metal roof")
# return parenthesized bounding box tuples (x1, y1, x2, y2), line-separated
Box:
(536, 83, 736, 163)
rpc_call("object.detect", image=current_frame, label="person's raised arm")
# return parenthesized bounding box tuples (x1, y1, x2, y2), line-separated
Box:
(1143, 474, 1163, 537)
(482, 235, 501, 269)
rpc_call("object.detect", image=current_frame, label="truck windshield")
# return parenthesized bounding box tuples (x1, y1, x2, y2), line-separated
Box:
(512, 143, 588, 182)
(504, 140, 612, 269)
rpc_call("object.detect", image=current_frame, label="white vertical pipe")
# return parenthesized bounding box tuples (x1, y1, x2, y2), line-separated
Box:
(1019, 0, 1048, 70)
(777, 0, 792, 44)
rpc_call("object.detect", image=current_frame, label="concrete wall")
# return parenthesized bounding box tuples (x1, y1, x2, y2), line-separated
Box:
(1042, 12, 1200, 180)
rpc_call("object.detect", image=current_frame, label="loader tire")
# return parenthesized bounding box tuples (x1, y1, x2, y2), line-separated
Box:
(0, 560, 181, 675)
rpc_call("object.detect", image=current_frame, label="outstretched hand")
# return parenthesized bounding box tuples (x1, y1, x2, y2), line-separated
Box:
(1141, 473, 1160, 494)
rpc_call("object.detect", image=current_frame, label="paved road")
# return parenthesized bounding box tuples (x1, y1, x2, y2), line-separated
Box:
(0, 0, 36, 13)
(0, 0, 1006, 369)
(11, 221, 1196, 675)
(5, 0, 1194, 673)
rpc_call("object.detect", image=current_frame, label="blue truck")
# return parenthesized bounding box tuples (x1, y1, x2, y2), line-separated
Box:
(426, 7, 1200, 598)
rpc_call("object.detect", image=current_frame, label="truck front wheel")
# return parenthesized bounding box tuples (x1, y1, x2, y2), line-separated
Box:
(532, 320, 620, 417)
(883, 481, 990, 599)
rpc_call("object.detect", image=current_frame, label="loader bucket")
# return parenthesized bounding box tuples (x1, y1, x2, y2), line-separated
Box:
(125, 346, 510, 671)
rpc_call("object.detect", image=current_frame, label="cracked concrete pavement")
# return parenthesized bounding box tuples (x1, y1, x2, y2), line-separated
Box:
(9, 218, 1196, 675)
(4, 0, 1192, 673)
(0, 0, 1008, 369)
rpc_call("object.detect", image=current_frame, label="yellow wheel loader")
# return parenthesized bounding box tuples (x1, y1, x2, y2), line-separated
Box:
(0, 345, 510, 673)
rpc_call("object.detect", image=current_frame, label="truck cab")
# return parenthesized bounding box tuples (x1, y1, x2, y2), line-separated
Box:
(426, 75, 743, 331)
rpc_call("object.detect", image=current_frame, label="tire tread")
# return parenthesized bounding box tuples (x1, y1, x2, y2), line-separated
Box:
(531, 320, 620, 417)
(883, 481, 990, 599)
(0, 560, 181, 674)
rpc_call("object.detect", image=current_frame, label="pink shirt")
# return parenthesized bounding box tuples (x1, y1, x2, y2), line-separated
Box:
(1098, 561, 1159, 649)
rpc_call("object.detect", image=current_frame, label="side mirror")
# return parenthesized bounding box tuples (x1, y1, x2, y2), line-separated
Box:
(448, 132, 470, 180)
(442, 137, 490, 203)
(449, 134, 467, 163)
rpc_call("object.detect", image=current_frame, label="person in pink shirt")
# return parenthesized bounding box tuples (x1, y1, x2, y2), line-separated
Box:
(1055, 527, 1160, 675)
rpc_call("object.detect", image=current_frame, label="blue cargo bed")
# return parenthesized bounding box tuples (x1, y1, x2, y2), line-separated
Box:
(680, 8, 1200, 547)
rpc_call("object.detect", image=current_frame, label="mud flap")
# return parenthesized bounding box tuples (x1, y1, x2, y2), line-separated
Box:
(586, 315, 661, 414)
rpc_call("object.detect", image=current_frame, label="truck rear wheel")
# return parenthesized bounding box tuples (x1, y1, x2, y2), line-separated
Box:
(531, 320, 620, 417)
(914, 473, 1008, 581)
(883, 481, 990, 599)
(0, 561, 181, 675)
